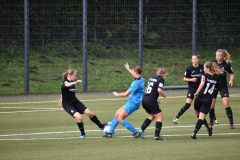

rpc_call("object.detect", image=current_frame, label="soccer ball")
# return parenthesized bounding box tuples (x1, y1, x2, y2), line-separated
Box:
(103, 121, 113, 134)
(103, 125, 111, 134)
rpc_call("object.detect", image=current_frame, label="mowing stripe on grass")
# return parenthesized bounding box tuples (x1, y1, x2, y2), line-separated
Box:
(0, 124, 239, 137)
(0, 132, 240, 141)
(0, 94, 239, 105)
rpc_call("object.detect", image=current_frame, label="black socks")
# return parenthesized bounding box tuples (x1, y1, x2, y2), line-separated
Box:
(176, 103, 191, 118)
(77, 122, 85, 136)
(193, 119, 204, 134)
(155, 121, 162, 137)
(141, 118, 152, 131)
(90, 115, 104, 129)
(225, 107, 234, 124)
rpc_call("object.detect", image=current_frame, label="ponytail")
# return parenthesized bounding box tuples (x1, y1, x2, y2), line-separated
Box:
(204, 62, 222, 75)
(216, 49, 232, 63)
(62, 69, 76, 80)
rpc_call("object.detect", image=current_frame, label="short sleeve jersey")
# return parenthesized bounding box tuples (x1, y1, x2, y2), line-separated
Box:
(144, 76, 165, 101)
(127, 77, 145, 104)
(61, 79, 78, 103)
(184, 64, 204, 89)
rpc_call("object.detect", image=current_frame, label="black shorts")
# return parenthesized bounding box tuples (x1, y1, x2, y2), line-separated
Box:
(194, 96, 212, 115)
(62, 100, 87, 117)
(212, 84, 229, 98)
(142, 96, 161, 114)
(186, 88, 197, 99)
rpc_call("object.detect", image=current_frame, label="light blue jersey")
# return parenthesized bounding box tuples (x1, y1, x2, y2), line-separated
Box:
(128, 77, 145, 104)
(122, 77, 144, 115)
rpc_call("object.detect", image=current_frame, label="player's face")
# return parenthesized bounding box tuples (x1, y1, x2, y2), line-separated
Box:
(70, 72, 77, 81)
(203, 65, 210, 74)
(191, 55, 199, 65)
(216, 51, 223, 62)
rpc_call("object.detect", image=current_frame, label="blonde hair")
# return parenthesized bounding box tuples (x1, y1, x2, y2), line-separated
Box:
(216, 49, 232, 63)
(156, 67, 168, 79)
(204, 62, 222, 75)
(62, 69, 77, 80)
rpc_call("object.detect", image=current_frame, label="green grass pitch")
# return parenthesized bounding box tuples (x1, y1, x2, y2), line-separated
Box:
(0, 93, 239, 160)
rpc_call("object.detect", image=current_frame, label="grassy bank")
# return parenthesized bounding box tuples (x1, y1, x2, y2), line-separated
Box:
(0, 45, 239, 94)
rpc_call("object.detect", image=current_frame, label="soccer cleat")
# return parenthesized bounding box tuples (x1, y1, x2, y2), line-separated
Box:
(207, 126, 213, 136)
(173, 118, 179, 124)
(138, 130, 145, 139)
(154, 136, 164, 140)
(229, 124, 235, 129)
(214, 120, 218, 124)
(80, 134, 86, 139)
(132, 132, 140, 138)
(100, 123, 108, 130)
(191, 133, 197, 139)
(103, 133, 113, 138)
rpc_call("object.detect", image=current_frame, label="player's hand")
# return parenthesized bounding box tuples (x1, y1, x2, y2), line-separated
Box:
(124, 63, 130, 70)
(58, 99, 62, 107)
(163, 97, 168, 102)
(76, 80, 82, 83)
(113, 91, 119, 96)
(229, 80, 233, 87)
(192, 78, 197, 82)
(194, 93, 198, 97)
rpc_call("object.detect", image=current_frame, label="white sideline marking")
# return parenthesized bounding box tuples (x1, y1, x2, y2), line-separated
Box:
(0, 124, 239, 137)
(0, 94, 239, 105)
(0, 109, 62, 114)
(0, 132, 239, 141)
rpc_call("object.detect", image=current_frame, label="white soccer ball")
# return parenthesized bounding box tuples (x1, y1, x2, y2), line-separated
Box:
(103, 125, 111, 134)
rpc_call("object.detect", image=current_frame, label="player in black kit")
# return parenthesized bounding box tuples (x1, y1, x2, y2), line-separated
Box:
(173, 54, 203, 124)
(59, 69, 105, 139)
(139, 68, 168, 140)
(209, 49, 235, 129)
(191, 62, 221, 139)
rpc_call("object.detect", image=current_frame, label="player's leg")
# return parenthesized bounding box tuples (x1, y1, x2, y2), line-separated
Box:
(73, 112, 86, 139)
(119, 102, 140, 137)
(154, 112, 164, 140)
(104, 108, 122, 137)
(191, 112, 206, 139)
(84, 108, 105, 129)
(140, 114, 154, 132)
(173, 98, 193, 124)
(209, 98, 217, 126)
(222, 97, 235, 129)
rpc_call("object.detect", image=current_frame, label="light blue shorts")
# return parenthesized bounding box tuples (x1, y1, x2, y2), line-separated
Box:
(122, 101, 140, 115)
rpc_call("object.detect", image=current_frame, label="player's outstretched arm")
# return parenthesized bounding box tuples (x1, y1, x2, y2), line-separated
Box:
(64, 80, 82, 87)
(124, 63, 135, 77)
(113, 91, 130, 97)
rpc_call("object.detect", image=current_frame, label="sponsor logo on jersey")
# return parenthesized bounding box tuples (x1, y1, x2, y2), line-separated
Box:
(69, 89, 77, 92)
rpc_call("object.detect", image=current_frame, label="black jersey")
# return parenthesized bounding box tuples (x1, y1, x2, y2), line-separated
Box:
(144, 76, 165, 101)
(184, 64, 204, 89)
(197, 73, 218, 100)
(61, 79, 78, 103)
(212, 60, 234, 85)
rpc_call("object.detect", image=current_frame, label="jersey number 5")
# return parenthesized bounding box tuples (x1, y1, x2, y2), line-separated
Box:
(145, 82, 154, 94)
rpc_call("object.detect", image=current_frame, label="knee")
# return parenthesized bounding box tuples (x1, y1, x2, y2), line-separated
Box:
(117, 116, 123, 123)
(85, 109, 94, 118)
(74, 114, 82, 123)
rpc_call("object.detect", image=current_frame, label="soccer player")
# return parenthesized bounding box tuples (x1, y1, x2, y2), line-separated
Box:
(104, 63, 145, 138)
(209, 49, 235, 129)
(191, 61, 221, 139)
(173, 54, 204, 124)
(59, 69, 105, 139)
(139, 68, 168, 140)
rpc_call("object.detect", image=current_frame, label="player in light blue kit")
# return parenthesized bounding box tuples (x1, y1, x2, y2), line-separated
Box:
(104, 63, 145, 138)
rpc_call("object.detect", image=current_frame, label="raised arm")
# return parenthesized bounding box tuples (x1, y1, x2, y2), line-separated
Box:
(124, 63, 135, 77)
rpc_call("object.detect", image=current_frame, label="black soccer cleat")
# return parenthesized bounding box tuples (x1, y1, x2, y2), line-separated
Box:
(191, 133, 197, 139)
(207, 126, 213, 136)
(154, 136, 164, 140)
